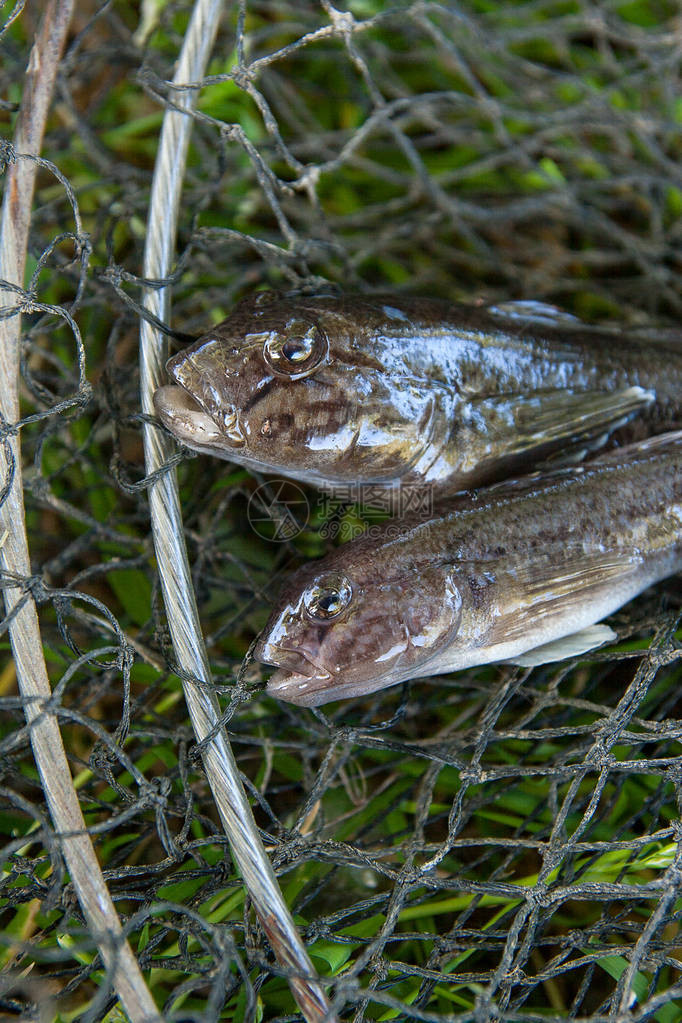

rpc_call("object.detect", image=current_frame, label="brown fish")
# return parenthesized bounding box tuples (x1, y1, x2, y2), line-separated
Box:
(154, 292, 682, 492)
(255, 432, 682, 706)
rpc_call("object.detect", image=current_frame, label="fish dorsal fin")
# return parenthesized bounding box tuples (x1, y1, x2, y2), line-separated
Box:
(487, 301, 582, 328)
(466, 385, 653, 465)
(510, 624, 617, 667)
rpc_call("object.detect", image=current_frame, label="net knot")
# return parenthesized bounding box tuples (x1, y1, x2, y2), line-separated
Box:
(231, 66, 253, 90)
(326, 6, 356, 36)
(590, 743, 615, 768)
(139, 776, 172, 810)
(0, 140, 15, 171)
(474, 993, 500, 1022)
(524, 885, 549, 909)
(25, 574, 51, 604)
(0, 417, 18, 441)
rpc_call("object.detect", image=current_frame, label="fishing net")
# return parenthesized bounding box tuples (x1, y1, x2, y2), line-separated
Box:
(2, 0, 682, 1019)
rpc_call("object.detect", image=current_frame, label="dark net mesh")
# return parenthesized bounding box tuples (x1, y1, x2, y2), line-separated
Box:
(2, 1, 682, 1019)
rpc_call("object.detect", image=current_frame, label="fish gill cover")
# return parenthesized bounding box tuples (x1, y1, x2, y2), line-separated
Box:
(1, 1, 682, 1020)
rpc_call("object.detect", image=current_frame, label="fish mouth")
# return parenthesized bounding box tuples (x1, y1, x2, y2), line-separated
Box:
(153, 384, 245, 451)
(254, 639, 336, 707)
(256, 639, 405, 708)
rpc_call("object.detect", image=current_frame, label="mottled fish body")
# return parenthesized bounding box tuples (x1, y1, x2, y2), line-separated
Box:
(154, 292, 682, 491)
(255, 432, 682, 706)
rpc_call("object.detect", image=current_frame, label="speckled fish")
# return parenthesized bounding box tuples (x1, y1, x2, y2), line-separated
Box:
(255, 431, 682, 706)
(154, 292, 682, 491)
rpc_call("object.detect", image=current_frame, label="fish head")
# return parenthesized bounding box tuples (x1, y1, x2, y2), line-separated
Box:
(153, 293, 440, 485)
(255, 540, 464, 706)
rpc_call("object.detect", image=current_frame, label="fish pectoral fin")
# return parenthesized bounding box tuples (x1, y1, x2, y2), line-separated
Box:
(485, 546, 644, 650)
(510, 624, 617, 667)
(470, 386, 654, 461)
(513, 547, 644, 600)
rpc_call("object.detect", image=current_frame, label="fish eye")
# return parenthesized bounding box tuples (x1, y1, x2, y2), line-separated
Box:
(303, 572, 353, 622)
(263, 320, 327, 379)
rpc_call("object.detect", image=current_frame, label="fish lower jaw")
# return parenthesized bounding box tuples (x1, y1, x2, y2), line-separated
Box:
(266, 668, 331, 707)
(153, 385, 245, 453)
(265, 663, 413, 707)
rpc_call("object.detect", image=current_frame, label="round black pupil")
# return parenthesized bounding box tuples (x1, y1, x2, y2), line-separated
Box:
(317, 589, 340, 614)
(281, 338, 308, 362)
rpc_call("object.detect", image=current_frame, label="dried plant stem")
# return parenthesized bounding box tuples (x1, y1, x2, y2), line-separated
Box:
(0, 3, 161, 1020)
(139, 1, 335, 1020)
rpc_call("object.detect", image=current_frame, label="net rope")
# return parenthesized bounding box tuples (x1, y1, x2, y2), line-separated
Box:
(1, 1, 681, 1019)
